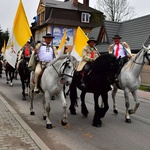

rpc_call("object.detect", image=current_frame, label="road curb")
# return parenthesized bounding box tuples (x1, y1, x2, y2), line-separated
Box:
(0, 94, 51, 150)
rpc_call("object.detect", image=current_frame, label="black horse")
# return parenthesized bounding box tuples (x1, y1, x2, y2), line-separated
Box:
(69, 54, 119, 127)
(5, 62, 16, 86)
(18, 59, 31, 100)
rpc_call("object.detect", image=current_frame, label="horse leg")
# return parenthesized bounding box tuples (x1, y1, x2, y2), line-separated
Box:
(30, 90, 36, 115)
(81, 91, 89, 117)
(92, 93, 101, 127)
(69, 81, 78, 115)
(9, 72, 14, 87)
(44, 91, 52, 129)
(21, 79, 26, 100)
(129, 90, 140, 114)
(5, 71, 9, 84)
(63, 84, 67, 98)
(93, 93, 109, 127)
(112, 85, 118, 114)
(58, 91, 68, 126)
(124, 89, 131, 123)
(30, 80, 36, 115)
(100, 93, 109, 118)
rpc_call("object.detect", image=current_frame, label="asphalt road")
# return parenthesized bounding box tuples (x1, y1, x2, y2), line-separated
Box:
(0, 72, 150, 150)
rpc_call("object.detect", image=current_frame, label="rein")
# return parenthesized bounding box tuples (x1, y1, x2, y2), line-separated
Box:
(132, 50, 150, 65)
(51, 58, 74, 79)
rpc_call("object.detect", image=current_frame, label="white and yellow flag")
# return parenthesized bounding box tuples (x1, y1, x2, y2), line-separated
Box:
(5, 0, 32, 68)
(71, 26, 89, 61)
(57, 29, 67, 57)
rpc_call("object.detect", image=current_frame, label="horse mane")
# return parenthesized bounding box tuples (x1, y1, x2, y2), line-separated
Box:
(47, 54, 77, 68)
(92, 53, 116, 74)
(47, 54, 70, 66)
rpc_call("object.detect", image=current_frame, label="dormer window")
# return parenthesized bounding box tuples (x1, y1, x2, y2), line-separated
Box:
(81, 12, 90, 23)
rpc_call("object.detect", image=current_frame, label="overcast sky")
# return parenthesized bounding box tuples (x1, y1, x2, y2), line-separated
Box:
(0, 0, 150, 32)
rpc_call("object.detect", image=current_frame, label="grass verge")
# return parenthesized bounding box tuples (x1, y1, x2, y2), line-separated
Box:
(139, 85, 150, 92)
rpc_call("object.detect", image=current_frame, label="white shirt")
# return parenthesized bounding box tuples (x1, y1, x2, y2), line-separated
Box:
(113, 43, 126, 58)
(38, 44, 54, 62)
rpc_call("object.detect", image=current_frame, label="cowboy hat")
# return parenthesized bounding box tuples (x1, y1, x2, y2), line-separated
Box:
(113, 35, 122, 39)
(43, 33, 54, 38)
(87, 37, 97, 43)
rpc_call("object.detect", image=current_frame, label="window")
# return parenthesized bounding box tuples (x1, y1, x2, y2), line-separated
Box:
(81, 13, 90, 23)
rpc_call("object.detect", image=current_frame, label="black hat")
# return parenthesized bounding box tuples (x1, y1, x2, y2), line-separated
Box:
(43, 33, 54, 38)
(87, 37, 97, 43)
(113, 35, 122, 39)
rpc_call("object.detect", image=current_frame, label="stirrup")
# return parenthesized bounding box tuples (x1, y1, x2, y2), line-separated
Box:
(80, 82, 86, 89)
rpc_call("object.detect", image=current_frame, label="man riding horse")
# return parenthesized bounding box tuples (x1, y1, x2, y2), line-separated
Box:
(77, 37, 100, 88)
(108, 35, 132, 82)
(17, 41, 33, 70)
(33, 33, 56, 93)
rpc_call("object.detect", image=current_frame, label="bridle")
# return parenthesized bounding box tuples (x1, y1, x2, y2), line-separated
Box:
(51, 58, 75, 79)
(132, 49, 150, 65)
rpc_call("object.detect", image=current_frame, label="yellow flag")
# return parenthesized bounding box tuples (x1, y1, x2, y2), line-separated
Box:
(1, 40, 6, 54)
(71, 26, 89, 61)
(57, 29, 67, 56)
(5, 0, 32, 68)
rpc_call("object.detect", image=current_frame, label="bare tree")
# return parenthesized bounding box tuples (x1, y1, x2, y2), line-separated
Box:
(95, 0, 136, 22)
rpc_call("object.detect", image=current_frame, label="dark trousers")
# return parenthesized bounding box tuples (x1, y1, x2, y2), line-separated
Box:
(117, 56, 128, 76)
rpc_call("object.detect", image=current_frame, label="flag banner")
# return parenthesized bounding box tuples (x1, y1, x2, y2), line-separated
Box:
(5, 0, 32, 68)
(71, 26, 89, 61)
(1, 40, 6, 54)
(57, 29, 67, 56)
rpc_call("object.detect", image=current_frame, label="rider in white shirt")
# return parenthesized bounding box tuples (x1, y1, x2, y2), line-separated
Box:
(34, 33, 56, 93)
(108, 35, 132, 82)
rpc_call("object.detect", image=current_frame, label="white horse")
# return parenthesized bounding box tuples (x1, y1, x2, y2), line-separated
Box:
(30, 54, 77, 129)
(112, 45, 150, 123)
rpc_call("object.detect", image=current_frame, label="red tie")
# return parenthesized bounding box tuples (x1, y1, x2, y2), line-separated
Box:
(24, 46, 29, 56)
(115, 43, 119, 58)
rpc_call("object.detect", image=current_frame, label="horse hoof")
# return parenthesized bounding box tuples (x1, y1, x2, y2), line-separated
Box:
(51, 96, 55, 100)
(125, 118, 131, 123)
(92, 123, 102, 127)
(82, 113, 88, 117)
(113, 109, 118, 114)
(22, 97, 26, 100)
(61, 120, 67, 126)
(30, 112, 35, 115)
(43, 116, 47, 120)
(46, 124, 52, 129)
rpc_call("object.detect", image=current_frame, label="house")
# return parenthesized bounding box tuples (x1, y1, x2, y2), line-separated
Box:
(31, 0, 104, 50)
(88, 14, 150, 54)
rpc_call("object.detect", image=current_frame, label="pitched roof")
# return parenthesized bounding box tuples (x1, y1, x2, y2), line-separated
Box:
(42, 0, 102, 12)
(88, 27, 101, 39)
(92, 14, 150, 53)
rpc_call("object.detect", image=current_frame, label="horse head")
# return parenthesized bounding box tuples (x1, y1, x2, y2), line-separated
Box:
(58, 54, 77, 86)
(142, 45, 150, 64)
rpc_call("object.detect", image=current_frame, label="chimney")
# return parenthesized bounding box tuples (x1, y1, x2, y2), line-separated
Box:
(73, 0, 78, 6)
(83, 0, 89, 6)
